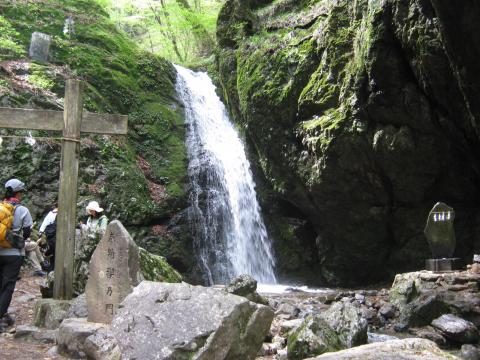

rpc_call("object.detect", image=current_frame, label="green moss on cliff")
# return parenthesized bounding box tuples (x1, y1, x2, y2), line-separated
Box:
(216, 0, 398, 285)
(0, 0, 188, 277)
(139, 248, 182, 283)
(0, 15, 25, 60)
(0, 0, 187, 204)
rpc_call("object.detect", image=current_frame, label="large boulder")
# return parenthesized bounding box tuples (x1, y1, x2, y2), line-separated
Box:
(306, 338, 456, 360)
(111, 281, 274, 360)
(288, 301, 368, 359)
(390, 271, 480, 329)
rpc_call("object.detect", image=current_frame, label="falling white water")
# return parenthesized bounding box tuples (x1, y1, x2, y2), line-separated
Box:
(175, 65, 277, 285)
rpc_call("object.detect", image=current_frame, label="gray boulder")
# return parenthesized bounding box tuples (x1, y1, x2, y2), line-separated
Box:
(287, 301, 368, 359)
(306, 338, 456, 359)
(390, 271, 480, 330)
(321, 301, 368, 347)
(14, 325, 57, 344)
(280, 318, 303, 334)
(402, 293, 450, 327)
(33, 299, 72, 329)
(225, 274, 267, 305)
(111, 281, 274, 360)
(84, 328, 122, 360)
(67, 293, 88, 318)
(461, 344, 480, 360)
(57, 318, 107, 358)
(432, 314, 479, 344)
(379, 303, 396, 319)
(225, 274, 257, 296)
(408, 326, 447, 347)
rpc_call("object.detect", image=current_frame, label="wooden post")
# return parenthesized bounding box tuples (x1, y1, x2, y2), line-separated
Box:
(0, 80, 127, 299)
(54, 79, 84, 300)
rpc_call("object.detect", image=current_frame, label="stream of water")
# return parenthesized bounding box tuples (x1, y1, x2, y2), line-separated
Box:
(175, 65, 277, 286)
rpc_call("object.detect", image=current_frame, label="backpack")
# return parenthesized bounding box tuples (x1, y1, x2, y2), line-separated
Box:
(0, 202, 16, 249)
(44, 219, 56, 240)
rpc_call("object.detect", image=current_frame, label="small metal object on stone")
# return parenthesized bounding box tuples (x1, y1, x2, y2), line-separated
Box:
(29, 32, 52, 62)
(473, 255, 480, 264)
(424, 202, 462, 272)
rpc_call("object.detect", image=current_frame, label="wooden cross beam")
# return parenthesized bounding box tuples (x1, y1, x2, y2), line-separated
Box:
(0, 79, 128, 300)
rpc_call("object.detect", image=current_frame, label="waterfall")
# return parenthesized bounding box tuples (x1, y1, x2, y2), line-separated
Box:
(175, 65, 277, 285)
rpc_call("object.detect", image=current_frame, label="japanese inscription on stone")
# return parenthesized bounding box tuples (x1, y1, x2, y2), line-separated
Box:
(85, 220, 141, 324)
(424, 202, 456, 258)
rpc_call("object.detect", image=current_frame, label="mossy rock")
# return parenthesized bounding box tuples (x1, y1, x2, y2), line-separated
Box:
(139, 248, 182, 283)
(287, 301, 367, 359)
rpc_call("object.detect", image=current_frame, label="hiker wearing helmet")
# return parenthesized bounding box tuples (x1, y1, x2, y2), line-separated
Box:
(0, 179, 33, 332)
(80, 201, 108, 237)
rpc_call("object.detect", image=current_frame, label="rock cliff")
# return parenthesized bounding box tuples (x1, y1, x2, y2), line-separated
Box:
(216, 0, 480, 285)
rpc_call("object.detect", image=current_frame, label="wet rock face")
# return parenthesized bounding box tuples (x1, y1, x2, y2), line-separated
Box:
(217, 0, 480, 285)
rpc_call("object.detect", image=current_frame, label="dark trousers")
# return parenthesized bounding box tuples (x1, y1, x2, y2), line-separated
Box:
(45, 237, 55, 271)
(0, 256, 22, 316)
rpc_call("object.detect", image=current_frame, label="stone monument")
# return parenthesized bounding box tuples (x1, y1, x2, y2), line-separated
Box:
(424, 202, 462, 271)
(29, 32, 52, 62)
(85, 220, 142, 324)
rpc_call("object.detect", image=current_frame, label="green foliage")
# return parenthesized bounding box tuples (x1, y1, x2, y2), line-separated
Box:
(27, 64, 56, 90)
(108, 0, 222, 64)
(0, 15, 25, 60)
(0, 78, 9, 89)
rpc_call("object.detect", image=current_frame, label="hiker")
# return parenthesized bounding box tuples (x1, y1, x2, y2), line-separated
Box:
(80, 201, 108, 237)
(38, 204, 57, 272)
(0, 179, 33, 332)
(24, 237, 45, 276)
(39, 203, 57, 236)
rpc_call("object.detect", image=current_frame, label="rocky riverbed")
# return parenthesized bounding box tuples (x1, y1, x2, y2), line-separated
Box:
(256, 266, 480, 359)
(3, 268, 480, 359)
